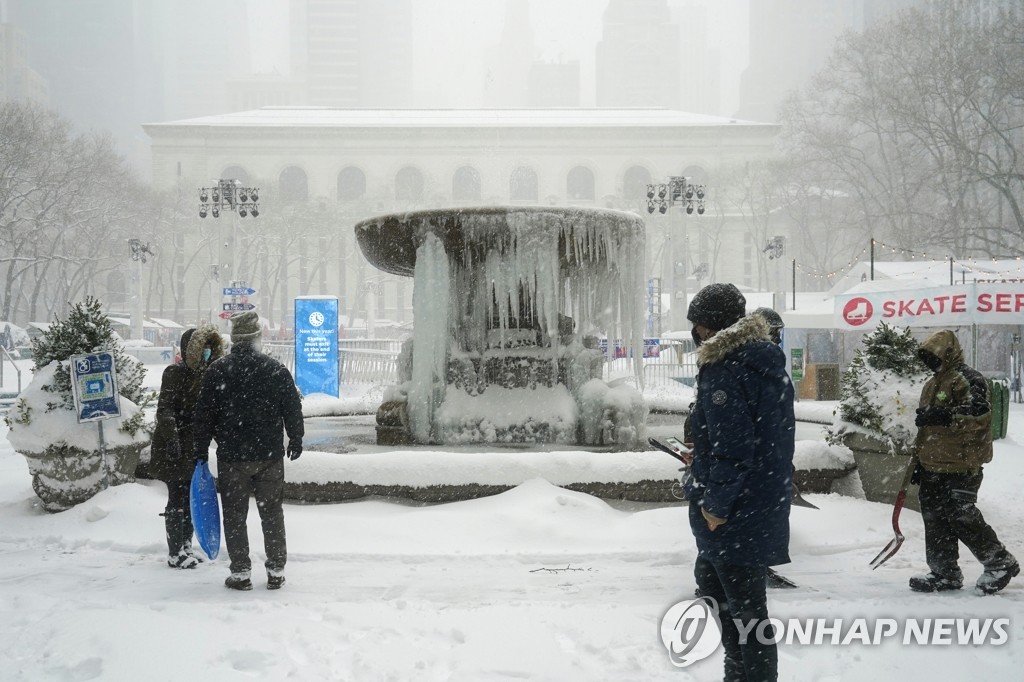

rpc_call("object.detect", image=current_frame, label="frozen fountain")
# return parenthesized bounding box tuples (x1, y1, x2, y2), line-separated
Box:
(354, 206, 648, 448)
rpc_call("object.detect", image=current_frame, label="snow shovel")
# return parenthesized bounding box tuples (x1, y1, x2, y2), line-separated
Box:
(869, 456, 919, 570)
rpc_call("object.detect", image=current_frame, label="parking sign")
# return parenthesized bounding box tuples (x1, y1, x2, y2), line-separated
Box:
(69, 352, 121, 422)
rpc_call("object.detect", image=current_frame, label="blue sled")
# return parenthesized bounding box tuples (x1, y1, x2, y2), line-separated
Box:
(190, 461, 221, 560)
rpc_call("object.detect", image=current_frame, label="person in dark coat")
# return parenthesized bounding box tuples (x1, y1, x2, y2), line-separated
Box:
(193, 311, 304, 591)
(685, 283, 795, 682)
(150, 325, 225, 568)
(910, 329, 1019, 595)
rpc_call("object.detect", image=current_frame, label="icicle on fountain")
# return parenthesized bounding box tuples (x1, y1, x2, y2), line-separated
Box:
(355, 206, 648, 448)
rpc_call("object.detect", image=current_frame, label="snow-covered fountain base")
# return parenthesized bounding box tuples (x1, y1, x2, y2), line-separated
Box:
(355, 207, 648, 449)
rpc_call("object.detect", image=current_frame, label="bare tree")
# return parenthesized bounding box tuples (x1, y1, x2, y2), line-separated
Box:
(779, 1, 1024, 262)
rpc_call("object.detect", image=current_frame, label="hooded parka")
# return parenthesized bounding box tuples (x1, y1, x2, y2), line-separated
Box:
(684, 315, 796, 567)
(914, 330, 992, 473)
(149, 326, 225, 482)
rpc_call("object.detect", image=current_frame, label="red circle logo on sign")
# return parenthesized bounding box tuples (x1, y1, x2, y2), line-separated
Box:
(842, 297, 873, 326)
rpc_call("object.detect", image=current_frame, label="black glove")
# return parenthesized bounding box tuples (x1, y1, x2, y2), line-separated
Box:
(910, 462, 924, 485)
(915, 405, 953, 427)
(287, 441, 302, 461)
(195, 451, 209, 465)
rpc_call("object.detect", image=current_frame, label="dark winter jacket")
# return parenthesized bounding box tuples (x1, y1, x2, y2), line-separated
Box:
(192, 342, 304, 463)
(915, 330, 992, 473)
(684, 315, 795, 567)
(149, 326, 225, 482)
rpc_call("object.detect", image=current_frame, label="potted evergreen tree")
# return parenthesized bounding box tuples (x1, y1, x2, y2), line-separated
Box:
(826, 322, 929, 510)
(5, 298, 151, 511)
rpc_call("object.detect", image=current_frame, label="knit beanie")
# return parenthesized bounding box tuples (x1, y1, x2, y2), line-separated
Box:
(230, 311, 262, 343)
(686, 283, 747, 332)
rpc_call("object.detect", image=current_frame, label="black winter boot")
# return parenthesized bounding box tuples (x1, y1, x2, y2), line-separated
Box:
(225, 572, 253, 591)
(163, 508, 198, 569)
(976, 561, 1020, 595)
(909, 572, 963, 592)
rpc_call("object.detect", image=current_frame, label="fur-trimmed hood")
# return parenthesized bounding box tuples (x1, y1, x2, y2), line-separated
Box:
(184, 324, 225, 370)
(696, 314, 772, 367)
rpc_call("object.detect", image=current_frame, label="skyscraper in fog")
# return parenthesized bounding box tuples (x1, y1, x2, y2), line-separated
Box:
(483, 0, 534, 108)
(595, 0, 680, 109)
(735, 0, 925, 122)
(7, 0, 249, 165)
(290, 0, 413, 108)
(0, 22, 47, 105)
(669, 1, 721, 116)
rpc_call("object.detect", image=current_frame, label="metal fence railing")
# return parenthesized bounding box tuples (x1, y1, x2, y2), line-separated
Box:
(263, 339, 696, 389)
(264, 340, 403, 386)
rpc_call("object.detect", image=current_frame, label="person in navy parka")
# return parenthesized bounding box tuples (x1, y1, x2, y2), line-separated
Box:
(684, 283, 795, 682)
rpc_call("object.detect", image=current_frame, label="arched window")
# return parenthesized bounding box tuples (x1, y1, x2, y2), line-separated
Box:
(680, 165, 709, 185)
(279, 166, 308, 202)
(337, 166, 366, 201)
(395, 166, 424, 201)
(623, 166, 652, 203)
(452, 166, 481, 201)
(509, 166, 538, 201)
(221, 166, 250, 184)
(566, 166, 595, 201)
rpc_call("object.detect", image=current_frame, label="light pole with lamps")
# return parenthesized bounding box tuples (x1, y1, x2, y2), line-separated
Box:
(199, 179, 260, 328)
(764, 235, 786, 309)
(128, 238, 153, 341)
(646, 176, 706, 331)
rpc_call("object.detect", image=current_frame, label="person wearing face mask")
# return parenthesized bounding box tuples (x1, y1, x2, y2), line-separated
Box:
(150, 325, 225, 568)
(910, 329, 1018, 595)
(193, 311, 304, 591)
(683, 283, 795, 682)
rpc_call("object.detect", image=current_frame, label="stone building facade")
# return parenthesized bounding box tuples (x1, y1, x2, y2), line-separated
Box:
(144, 107, 780, 333)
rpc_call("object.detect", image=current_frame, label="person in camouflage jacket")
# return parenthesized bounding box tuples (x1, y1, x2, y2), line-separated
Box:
(909, 329, 1018, 595)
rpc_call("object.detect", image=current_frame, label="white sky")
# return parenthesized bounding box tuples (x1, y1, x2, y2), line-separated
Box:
(246, 0, 749, 111)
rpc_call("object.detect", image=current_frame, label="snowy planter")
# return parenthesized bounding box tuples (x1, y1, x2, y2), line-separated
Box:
(791, 440, 858, 494)
(826, 323, 929, 511)
(840, 431, 920, 511)
(6, 363, 148, 512)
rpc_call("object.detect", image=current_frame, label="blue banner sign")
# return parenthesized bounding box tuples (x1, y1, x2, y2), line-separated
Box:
(223, 287, 257, 296)
(294, 296, 339, 397)
(69, 351, 122, 422)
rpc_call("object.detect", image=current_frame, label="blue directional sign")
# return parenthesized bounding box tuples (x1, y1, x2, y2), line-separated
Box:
(294, 296, 339, 397)
(222, 302, 257, 311)
(69, 352, 122, 423)
(223, 287, 257, 296)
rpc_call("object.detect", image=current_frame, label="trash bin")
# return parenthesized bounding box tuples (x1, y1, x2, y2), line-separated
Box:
(987, 379, 1009, 441)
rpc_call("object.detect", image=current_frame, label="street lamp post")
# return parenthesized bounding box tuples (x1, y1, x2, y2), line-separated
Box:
(764, 235, 786, 309)
(646, 176, 706, 332)
(127, 238, 153, 341)
(199, 179, 260, 328)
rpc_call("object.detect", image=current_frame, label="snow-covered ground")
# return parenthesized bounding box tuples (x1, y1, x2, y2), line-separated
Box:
(2, 361, 1023, 680)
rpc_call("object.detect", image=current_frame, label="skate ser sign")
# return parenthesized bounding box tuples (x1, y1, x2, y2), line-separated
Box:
(834, 282, 1024, 330)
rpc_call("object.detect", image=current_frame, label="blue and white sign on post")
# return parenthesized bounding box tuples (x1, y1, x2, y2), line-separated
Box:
(223, 286, 257, 296)
(294, 296, 339, 397)
(70, 352, 121, 423)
